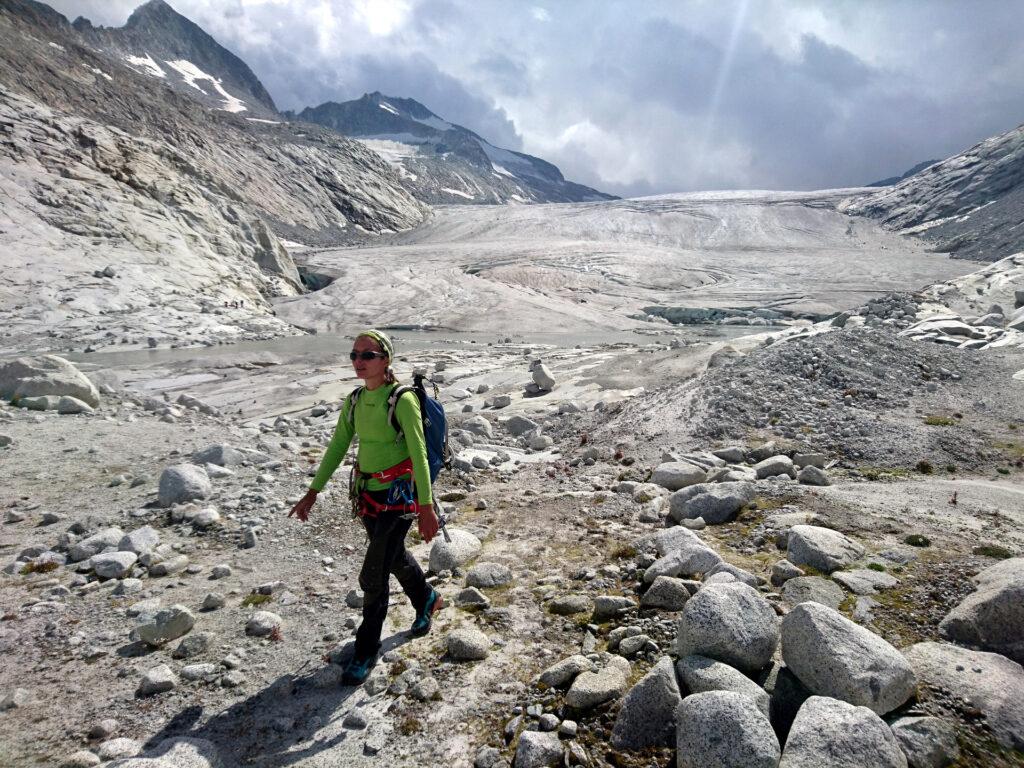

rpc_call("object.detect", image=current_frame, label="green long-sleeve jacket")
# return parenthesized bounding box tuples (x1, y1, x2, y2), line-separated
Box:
(309, 383, 433, 506)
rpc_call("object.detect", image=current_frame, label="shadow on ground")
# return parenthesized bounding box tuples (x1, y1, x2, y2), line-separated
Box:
(143, 631, 412, 766)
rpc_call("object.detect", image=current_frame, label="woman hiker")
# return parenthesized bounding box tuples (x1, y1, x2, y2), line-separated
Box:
(287, 330, 442, 685)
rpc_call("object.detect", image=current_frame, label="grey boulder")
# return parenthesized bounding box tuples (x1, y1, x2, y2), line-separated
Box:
(429, 528, 482, 573)
(890, 716, 960, 768)
(565, 655, 631, 710)
(69, 527, 124, 562)
(781, 602, 916, 715)
(447, 627, 490, 661)
(537, 655, 594, 689)
(158, 465, 212, 508)
(753, 455, 796, 479)
(786, 525, 865, 574)
(610, 656, 682, 749)
(641, 576, 692, 611)
(674, 582, 779, 673)
(676, 655, 770, 715)
(651, 462, 706, 491)
(668, 482, 755, 525)
(779, 696, 907, 768)
(513, 731, 561, 768)
(780, 576, 845, 610)
(137, 605, 195, 647)
(676, 690, 780, 768)
(465, 562, 513, 588)
(938, 559, 1024, 663)
(903, 641, 1024, 750)
(91, 552, 138, 580)
(0, 355, 100, 407)
(191, 445, 246, 467)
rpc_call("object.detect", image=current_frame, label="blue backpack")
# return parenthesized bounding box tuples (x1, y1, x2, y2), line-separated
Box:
(349, 373, 452, 482)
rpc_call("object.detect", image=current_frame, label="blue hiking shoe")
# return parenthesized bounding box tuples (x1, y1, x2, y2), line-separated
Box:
(341, 654, 376, 686)
(410, 589, 443, 637)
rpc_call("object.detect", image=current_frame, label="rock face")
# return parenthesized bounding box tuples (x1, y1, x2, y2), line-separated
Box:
(676, 691, 780, 768)
(668, 482, 755, 525)
(674, 582, 779, 673)
(781, 603, 917, 715)
(938, 558, 1024, 663)
(904, 641, 1024, 750)
(610, 657, 681, 749)
(158, 465, 212, 507)
(786, 525, 865, 574)
(0, 5, 428, 353)
(781, 696, 908, 767)
(0, 356, 100, 407)
(841, 120, 1024, 263)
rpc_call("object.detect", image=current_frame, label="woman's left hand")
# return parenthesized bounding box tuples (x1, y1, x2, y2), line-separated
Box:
(417, 503, 439, 543)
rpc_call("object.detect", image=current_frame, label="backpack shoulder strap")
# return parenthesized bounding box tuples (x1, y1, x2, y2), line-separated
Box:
(387, 384, 416, 438)
(346, 386, 364, 426)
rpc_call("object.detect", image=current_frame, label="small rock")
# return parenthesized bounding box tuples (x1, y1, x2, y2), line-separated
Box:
(138, 665, 177, 696)
(246, 611, 282, 637)
(447, 628, 490, 660)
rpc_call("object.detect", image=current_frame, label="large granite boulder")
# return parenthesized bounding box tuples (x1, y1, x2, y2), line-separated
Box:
(781, 602, 917, 714)
(675, 582, 779, 673)
(786, 525, 864, 574)
(651, 462, 707, 491)
(610, 656, 682, 749)
(668, 482, 756, 525)
(779, 696, 908, 768)
(904, 641, 1024, 750)
(938, 558, 1024, 663)
(676, 691, 780, 768)
(0, 355, 100, 407)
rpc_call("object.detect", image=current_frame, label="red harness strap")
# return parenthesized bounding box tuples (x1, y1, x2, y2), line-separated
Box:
(364, 458, 414, 484)
(355, 458, 418, 518)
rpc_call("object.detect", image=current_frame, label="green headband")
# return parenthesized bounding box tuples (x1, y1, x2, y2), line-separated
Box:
(358, 329, 394, 360)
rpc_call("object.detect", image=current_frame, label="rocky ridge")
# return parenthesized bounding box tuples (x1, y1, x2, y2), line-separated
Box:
(296, 92, 615, 206)
(842, 121, 1024, 262)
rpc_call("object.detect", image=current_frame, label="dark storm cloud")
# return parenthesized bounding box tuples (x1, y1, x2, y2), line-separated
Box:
(43, 0, 1024, 196)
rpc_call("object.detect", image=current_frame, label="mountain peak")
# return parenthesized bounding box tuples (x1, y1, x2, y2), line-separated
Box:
(125, 0, 176, 27)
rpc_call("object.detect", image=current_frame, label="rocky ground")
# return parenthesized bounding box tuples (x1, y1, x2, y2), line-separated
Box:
(1, 285, 1022, 767)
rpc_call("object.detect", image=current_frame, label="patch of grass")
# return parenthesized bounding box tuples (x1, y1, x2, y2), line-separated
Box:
(857, 465, 912, 481)
(397, 716, 423, 736)
(609, 543, 638, 560)
(945, 464, 957, 473)
(924, 415, 956, 426)
(867, 562, 887, 572)
(996, 467, 1010, 475)
(748, 494, 800, 512)
(904, 534, 931, 548)
(916, 460, 934, 475)
(240, 592, 272, 607)
(19, 561, 59, 576)
(972, 545, 1014, 560)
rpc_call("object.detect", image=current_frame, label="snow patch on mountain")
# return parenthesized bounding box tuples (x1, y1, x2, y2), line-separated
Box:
(123, 53, 164, 77)
(164, 58, 246, 112)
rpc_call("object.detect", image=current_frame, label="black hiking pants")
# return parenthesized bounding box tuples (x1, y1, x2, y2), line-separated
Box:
(354, 496, 431, 659)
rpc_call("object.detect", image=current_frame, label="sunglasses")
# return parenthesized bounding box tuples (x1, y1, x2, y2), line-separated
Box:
(350, 350, 388, 361)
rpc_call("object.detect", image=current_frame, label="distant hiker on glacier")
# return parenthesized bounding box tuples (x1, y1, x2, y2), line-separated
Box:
(287, 329, 443, 685)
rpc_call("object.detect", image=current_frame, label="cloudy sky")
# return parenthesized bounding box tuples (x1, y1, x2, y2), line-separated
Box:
(46, 0, 1024, 197)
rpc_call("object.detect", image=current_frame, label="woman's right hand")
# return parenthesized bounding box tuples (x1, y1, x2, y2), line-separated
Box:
(287, 488, 318, 523)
